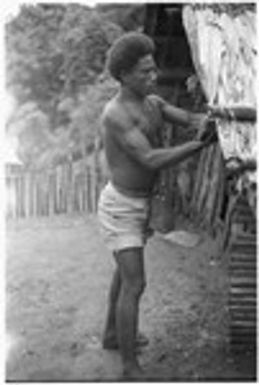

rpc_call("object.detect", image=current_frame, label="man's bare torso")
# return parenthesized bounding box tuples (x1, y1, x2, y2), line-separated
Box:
(102, 94, 164, 197)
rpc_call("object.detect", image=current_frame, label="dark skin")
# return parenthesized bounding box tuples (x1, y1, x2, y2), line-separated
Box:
(101, 54, 214, 379)
(102, 55, 208, 197)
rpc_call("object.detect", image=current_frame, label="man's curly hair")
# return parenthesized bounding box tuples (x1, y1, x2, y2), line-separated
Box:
(106, 32, 155, 81)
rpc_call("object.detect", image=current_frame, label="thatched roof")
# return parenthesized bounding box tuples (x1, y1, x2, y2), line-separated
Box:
(183, 4, 256, 186)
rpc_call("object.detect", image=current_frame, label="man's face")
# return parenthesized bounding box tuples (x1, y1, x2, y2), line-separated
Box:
(122, 54, 157, 96)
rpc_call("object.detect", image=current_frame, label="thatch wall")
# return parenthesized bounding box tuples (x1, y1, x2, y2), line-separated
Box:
(183, 4, 256, 177)
(182, 5, 256, 237)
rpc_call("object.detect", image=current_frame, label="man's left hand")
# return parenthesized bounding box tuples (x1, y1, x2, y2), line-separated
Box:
(196, 117, 218, 145)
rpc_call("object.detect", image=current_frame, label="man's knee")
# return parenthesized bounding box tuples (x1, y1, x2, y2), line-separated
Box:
(115, 247, 146, 297)
(123, 277, 146, 298)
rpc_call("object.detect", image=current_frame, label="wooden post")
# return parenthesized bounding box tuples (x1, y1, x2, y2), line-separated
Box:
(13, 176, 17, 218)
(67, 160, 73, 214)
(21, 174, 24, 217)
(46, 172, 49, 216)
(29, 173, 33, 216)
(14, 175, 18, 218)
(5, 177, 10, 218)
(74, 175, 78, 213)
(38, 174, 42, 216)
(36, 175, 40, 217)
(210, 149, 225, 229)
(39, 173, 43, 216)
(86, 165, 92, 212)
(15, 175, 19, 218)
(35, 175, 39, 216)
(45, 172, 49, 216)
(6, 177, 14, 219)
(19, 175, 23, 217)
(55, 165, 62, 214)
(15, 176, 19, 218)
(204, 145, 222, 226)
(49, 171, 55, 216)
(95, 155, 101, 211)
(63, 163, 68, 214)
(82, 172, 86, 212)
(44, 172, 48, 216)
(60, 164, 65, 214)
(53, 169, 57, 215)
(213, 158, 226, 225)
(92, 164, 97, 212)
(83, 164, 88, 212)
(42, 172, 45, 216)
(190, 149, 207, 216)
(196, 145, 215, 219)
(31, 173, 37, 217)
(79, 174, 83, 213)
(22, 174, 26, 218)
(24, 172, 30, 218)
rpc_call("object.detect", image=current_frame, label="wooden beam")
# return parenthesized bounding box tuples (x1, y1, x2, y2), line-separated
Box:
(157, 68, 193, 84)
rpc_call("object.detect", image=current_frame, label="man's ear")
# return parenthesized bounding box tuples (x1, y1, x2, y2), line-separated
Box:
(121, 66, 135, 83)
(120, 70, 130, 85)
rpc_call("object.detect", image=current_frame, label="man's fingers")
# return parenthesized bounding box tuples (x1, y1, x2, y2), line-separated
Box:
(198, 118, 218, 142)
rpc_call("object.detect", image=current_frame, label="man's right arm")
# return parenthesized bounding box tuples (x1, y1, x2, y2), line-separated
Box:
(103, 109, 208, 171)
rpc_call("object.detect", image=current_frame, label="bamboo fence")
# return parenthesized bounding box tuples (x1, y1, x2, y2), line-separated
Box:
(5, 158, 107, 219)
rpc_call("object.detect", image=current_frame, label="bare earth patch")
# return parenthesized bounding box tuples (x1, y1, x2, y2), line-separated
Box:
(6, 215, 255, 381)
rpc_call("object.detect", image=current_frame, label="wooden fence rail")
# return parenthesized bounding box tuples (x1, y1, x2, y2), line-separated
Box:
(6, 145, 230, 242)
(5, 159, 107, 219)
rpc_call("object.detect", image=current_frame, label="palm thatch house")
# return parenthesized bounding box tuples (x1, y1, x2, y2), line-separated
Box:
(144, 3, 256, 353)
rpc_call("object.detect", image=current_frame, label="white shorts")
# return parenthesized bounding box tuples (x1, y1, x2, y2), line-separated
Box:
(98, 182, 151, 252)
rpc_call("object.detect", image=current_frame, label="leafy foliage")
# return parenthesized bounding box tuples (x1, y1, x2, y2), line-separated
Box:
(5, 4, 128, 168)
(96, 4, 145, 31)
(57, 75, 118, 161)
(6, 5, 66, 107)
(6, 4, 121, 114)
(7, 102, 53, 166)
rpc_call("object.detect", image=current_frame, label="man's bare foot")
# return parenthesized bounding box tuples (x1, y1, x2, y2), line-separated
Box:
(123, 362, 145, 380)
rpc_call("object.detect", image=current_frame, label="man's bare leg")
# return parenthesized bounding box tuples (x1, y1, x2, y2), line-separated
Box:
(102, 263, 121, 348)
(114, 247, 146, 378)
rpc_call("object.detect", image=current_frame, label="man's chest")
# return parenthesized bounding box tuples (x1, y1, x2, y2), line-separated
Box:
(133, 100, 164, 147)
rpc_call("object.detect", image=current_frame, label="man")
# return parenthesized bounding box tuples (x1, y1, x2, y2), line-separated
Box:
(98, 32, 217, 379)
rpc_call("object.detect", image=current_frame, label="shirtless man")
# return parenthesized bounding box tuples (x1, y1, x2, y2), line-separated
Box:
(98, 32, 217, 379)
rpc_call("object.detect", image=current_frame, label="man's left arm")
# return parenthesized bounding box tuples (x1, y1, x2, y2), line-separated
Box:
(154, 95, 215, 143)
(156, 95, 207, 130)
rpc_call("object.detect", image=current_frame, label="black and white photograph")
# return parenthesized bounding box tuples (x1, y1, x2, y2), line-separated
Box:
(4, 1, 257, 381)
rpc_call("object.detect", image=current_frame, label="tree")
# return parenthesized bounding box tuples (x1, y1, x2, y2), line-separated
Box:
(96, 4, 145, 31)
(5, 3, 145, 168)
(58, 5, 121, 95)
(6, 5, 66, 109)
(6, 4, 122, 126)
(58, 75, 118, 160)
(7, 101, 53, 167)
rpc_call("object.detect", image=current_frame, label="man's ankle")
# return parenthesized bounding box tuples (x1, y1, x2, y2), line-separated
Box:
(122, 360, 143, 379)
(123, 359, 141, 371)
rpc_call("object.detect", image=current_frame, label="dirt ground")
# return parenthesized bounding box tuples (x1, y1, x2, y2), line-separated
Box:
(6, 214, 256, 381)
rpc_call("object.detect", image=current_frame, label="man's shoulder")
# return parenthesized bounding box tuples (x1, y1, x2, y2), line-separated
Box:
(146, 94, 167, 117)
(147, 93, 166, 107)
(103, 95, 122, 116)
(103, 97, 116, 116)
(102, 97, 129, 131)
